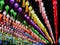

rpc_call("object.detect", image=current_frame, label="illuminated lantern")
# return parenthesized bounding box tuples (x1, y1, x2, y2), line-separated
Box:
(52, 0, 58, 44)
(3, 11, 6, 16)
(28, 6, 32, 16)
(22, 0, 25, 7)
(35, 0, 55, 43)
(0, 0, 4, 12)
(13, 12, 17, 19)
(10, 0, 15, 7)
(18, 7, 22, 13)
(24, 14, 48, 40)
(10, 9, 14, 16)
(25, 1, 29, 13)
(5, 5, 9, 14)
(14, 3, 19, 11)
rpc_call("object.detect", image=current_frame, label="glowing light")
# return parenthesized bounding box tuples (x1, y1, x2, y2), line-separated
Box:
(5, 5, 9, 14)
(25, 1, 29, 13)
(0, 0, 4, 11)
(23, 20, 49, 43)
(10, 9, 14, 16)
(36, 0, 55, 43)
(30, 10, 53, 43)
(52, 0, 58, 44)
(22, 0, 25, 7)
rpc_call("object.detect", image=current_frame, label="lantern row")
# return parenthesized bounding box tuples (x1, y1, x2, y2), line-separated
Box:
(21, 0, 53, 43)
(4, 0, 52, 43)
(3, 2, 49, 43)
(4, 0, 49, 43)
(9, 1, 52, 43)
(1, 1, 50, 43)
(52, 0, 58, 44)
(0, 1, 55, 44)
(0, 13, 45, 43)
(35, 0, 55, 44)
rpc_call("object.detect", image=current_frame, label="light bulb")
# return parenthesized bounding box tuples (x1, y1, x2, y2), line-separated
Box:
(3, 11, 6, 16)
(42, 7, 45, 12)
(10, 16, 13, 20)
(17, 21, 20, 24)
(29, 6, 32, 11)
(41, 2, 44, 7)
(7, 14, 10, 18)
(31, 10, 35, 14)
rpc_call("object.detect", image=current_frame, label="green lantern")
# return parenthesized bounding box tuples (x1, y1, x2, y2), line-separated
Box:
(31, 27, 39, 35)
(39, 35, 49, 43)
(31, 27, 49, 43)
(13, 11, 17, 19)
(5, 5, 9, 14)
(23, 20, 28, 26)
(0, 1, 4, 11)
(10, 9, 14, 16)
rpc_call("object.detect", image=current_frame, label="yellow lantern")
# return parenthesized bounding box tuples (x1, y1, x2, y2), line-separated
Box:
(29, 6, 32, 16)
(25, 1, 29, 13)
(22, 0, 25, 7)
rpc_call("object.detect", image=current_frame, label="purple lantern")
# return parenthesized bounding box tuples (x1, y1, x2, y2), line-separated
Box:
(18, 7, 22, 13)
(10, 0, 15, 7)
(10, 0, 15, 4)
(14, 3, 19, 11)
(14, 3, 19, 8)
